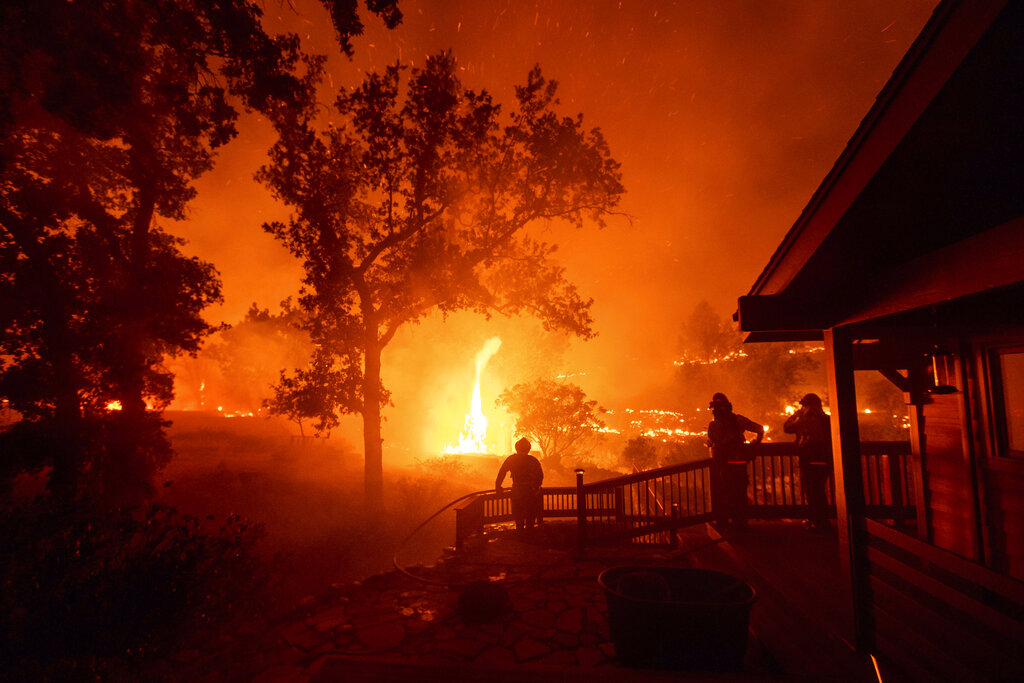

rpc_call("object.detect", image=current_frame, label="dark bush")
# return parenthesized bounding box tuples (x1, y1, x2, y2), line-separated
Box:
(0, 498, 268, 680)
(661, 438, 709, 466)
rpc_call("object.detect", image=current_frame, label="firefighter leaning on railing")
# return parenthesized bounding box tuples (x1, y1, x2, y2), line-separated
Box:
(706, 393, 764, 531)
(495, 437, 544, 531)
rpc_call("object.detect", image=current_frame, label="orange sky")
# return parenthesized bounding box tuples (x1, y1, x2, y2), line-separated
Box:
(173, 0, 937, 410)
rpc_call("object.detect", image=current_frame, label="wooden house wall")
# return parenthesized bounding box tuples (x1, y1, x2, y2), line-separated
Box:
(983, 465, 1024, 580)
(921, 393, 977, 560)
(974, 333, 1024, 581)
(865, 519, 1024, 683)
(862, 332, 1024, 680)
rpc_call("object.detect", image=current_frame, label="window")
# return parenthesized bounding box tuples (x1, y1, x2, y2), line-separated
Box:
(991, 347, 1024, 458)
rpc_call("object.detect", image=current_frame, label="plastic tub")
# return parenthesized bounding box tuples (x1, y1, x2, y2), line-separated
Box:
(598, 565, 756, 670)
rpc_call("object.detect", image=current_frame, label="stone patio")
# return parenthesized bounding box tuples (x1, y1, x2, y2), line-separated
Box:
(178, 523, 789, 682)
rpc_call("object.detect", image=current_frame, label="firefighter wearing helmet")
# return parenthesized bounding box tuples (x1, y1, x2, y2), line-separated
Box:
(495, 438, 544, 531)
(784, 393, 833, 531)
(706, 393, 764, 530)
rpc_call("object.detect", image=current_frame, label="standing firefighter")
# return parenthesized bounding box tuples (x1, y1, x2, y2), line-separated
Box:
(706, 393, 764, 530)
(496, 438, 544, 531)
(784, 393, 833, 531)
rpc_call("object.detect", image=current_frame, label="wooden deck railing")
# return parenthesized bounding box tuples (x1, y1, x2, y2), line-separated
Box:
(745, 440, 913, 520)
(455, 440, 914, 551)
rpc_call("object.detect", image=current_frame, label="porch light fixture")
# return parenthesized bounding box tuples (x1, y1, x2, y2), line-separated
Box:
(930, 347, 959, 394)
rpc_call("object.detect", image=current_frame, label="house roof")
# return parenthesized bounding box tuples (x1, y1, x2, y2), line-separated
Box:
(738, 0, 1024, 340)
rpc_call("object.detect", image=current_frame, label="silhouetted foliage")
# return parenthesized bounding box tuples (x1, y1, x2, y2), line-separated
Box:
(0, 499, 268, 681)
(264, 355, 358, 436)
(497, 379, 606, 471)
(855, 371, 910, 440)
(740, 341, 821, 414)
(661, 438, 710, 466)
(260, 52, 623, 508)
(202, 301, 313, 413)
(620, 435, 659, 471)
(0, 0, 399, 502)
(674, 301, 823, 425)
(678, 300, 741, 363)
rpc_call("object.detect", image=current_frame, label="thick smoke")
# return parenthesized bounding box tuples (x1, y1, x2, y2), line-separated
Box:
(172, 0, 935, 455)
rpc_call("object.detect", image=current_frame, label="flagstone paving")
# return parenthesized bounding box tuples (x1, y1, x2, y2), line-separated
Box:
(185, 524, 727, 682)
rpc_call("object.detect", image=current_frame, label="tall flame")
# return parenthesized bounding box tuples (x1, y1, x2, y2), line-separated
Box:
(445, 337, 502, 454)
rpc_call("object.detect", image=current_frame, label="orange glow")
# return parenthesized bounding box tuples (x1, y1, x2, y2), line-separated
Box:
(105, 400, 123, 411)
(444, 337, 502, 454)
(159, 0, 935, 458)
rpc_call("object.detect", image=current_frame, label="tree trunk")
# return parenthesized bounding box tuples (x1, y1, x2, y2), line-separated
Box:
(362, 337, 385, 512)
(106, 184, 157, 506)
(49, 334, 84, 497)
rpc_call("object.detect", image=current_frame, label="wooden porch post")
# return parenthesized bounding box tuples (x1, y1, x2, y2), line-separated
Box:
(955, 340, 986, 563)
(575, 468, 587, 558)
(906, 363, 932, 541)
(824, 326, 872, 653)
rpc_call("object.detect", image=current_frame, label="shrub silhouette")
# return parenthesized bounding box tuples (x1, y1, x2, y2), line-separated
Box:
(1, 499, 268, 680)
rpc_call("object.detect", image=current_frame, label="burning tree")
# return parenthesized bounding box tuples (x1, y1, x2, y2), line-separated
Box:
(0, 0, 400, 503)
(496, 379, 607, 472)
(259, 53, 624, 509)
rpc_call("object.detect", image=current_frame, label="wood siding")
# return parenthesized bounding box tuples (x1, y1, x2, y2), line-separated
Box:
(982, 463, 1024, 580)
(865, 520, 1024, 682)
(923, 393, 976, 560)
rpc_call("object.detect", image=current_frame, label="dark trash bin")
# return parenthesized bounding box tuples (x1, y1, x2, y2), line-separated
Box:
(598, 565, 756, 671)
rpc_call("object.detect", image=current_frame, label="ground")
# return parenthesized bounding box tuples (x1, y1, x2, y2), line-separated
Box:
(167, 523, 776, 682)
(155, 415, 781, 681)
(161, 413, 490, 606)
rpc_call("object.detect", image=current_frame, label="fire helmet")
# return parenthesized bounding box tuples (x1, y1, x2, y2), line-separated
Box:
(799, 393, 823, 407)
(709, 393, 732, 410)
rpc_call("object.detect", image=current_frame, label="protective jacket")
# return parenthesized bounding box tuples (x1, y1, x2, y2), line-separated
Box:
(495, 452, 544, 491)
(708, 412, 762, 463)
(783, 409, 832, 465)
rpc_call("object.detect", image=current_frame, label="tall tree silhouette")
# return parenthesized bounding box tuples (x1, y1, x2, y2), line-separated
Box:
(260, 53, 623, 509)
(678, 300, 740, 364)
(0, 0, 400, 502)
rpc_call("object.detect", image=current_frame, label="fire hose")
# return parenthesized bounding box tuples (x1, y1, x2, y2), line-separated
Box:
(391, 488, 727, 588)
(391, 488, 494, 587)
(389, 485, 585, 589)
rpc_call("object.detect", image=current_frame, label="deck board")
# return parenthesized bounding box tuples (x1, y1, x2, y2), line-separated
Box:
(686, 521, 876, 681)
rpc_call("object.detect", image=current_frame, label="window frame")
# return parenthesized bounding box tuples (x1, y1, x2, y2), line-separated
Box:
(986, 344, 1024, 461)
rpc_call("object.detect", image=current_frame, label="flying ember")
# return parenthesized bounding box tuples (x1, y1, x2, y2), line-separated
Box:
(444, 337, 502, 455)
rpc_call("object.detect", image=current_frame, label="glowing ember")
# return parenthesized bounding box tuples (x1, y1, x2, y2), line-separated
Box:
(105, 400, 123, 411)
(444, 337, 502, 454)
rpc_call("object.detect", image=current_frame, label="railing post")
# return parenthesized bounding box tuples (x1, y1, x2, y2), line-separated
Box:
(575, 468, 586, 557)
(671, 503, 680, 548)
(887, 452, 905, 527)
(455, 507, 465, 552)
